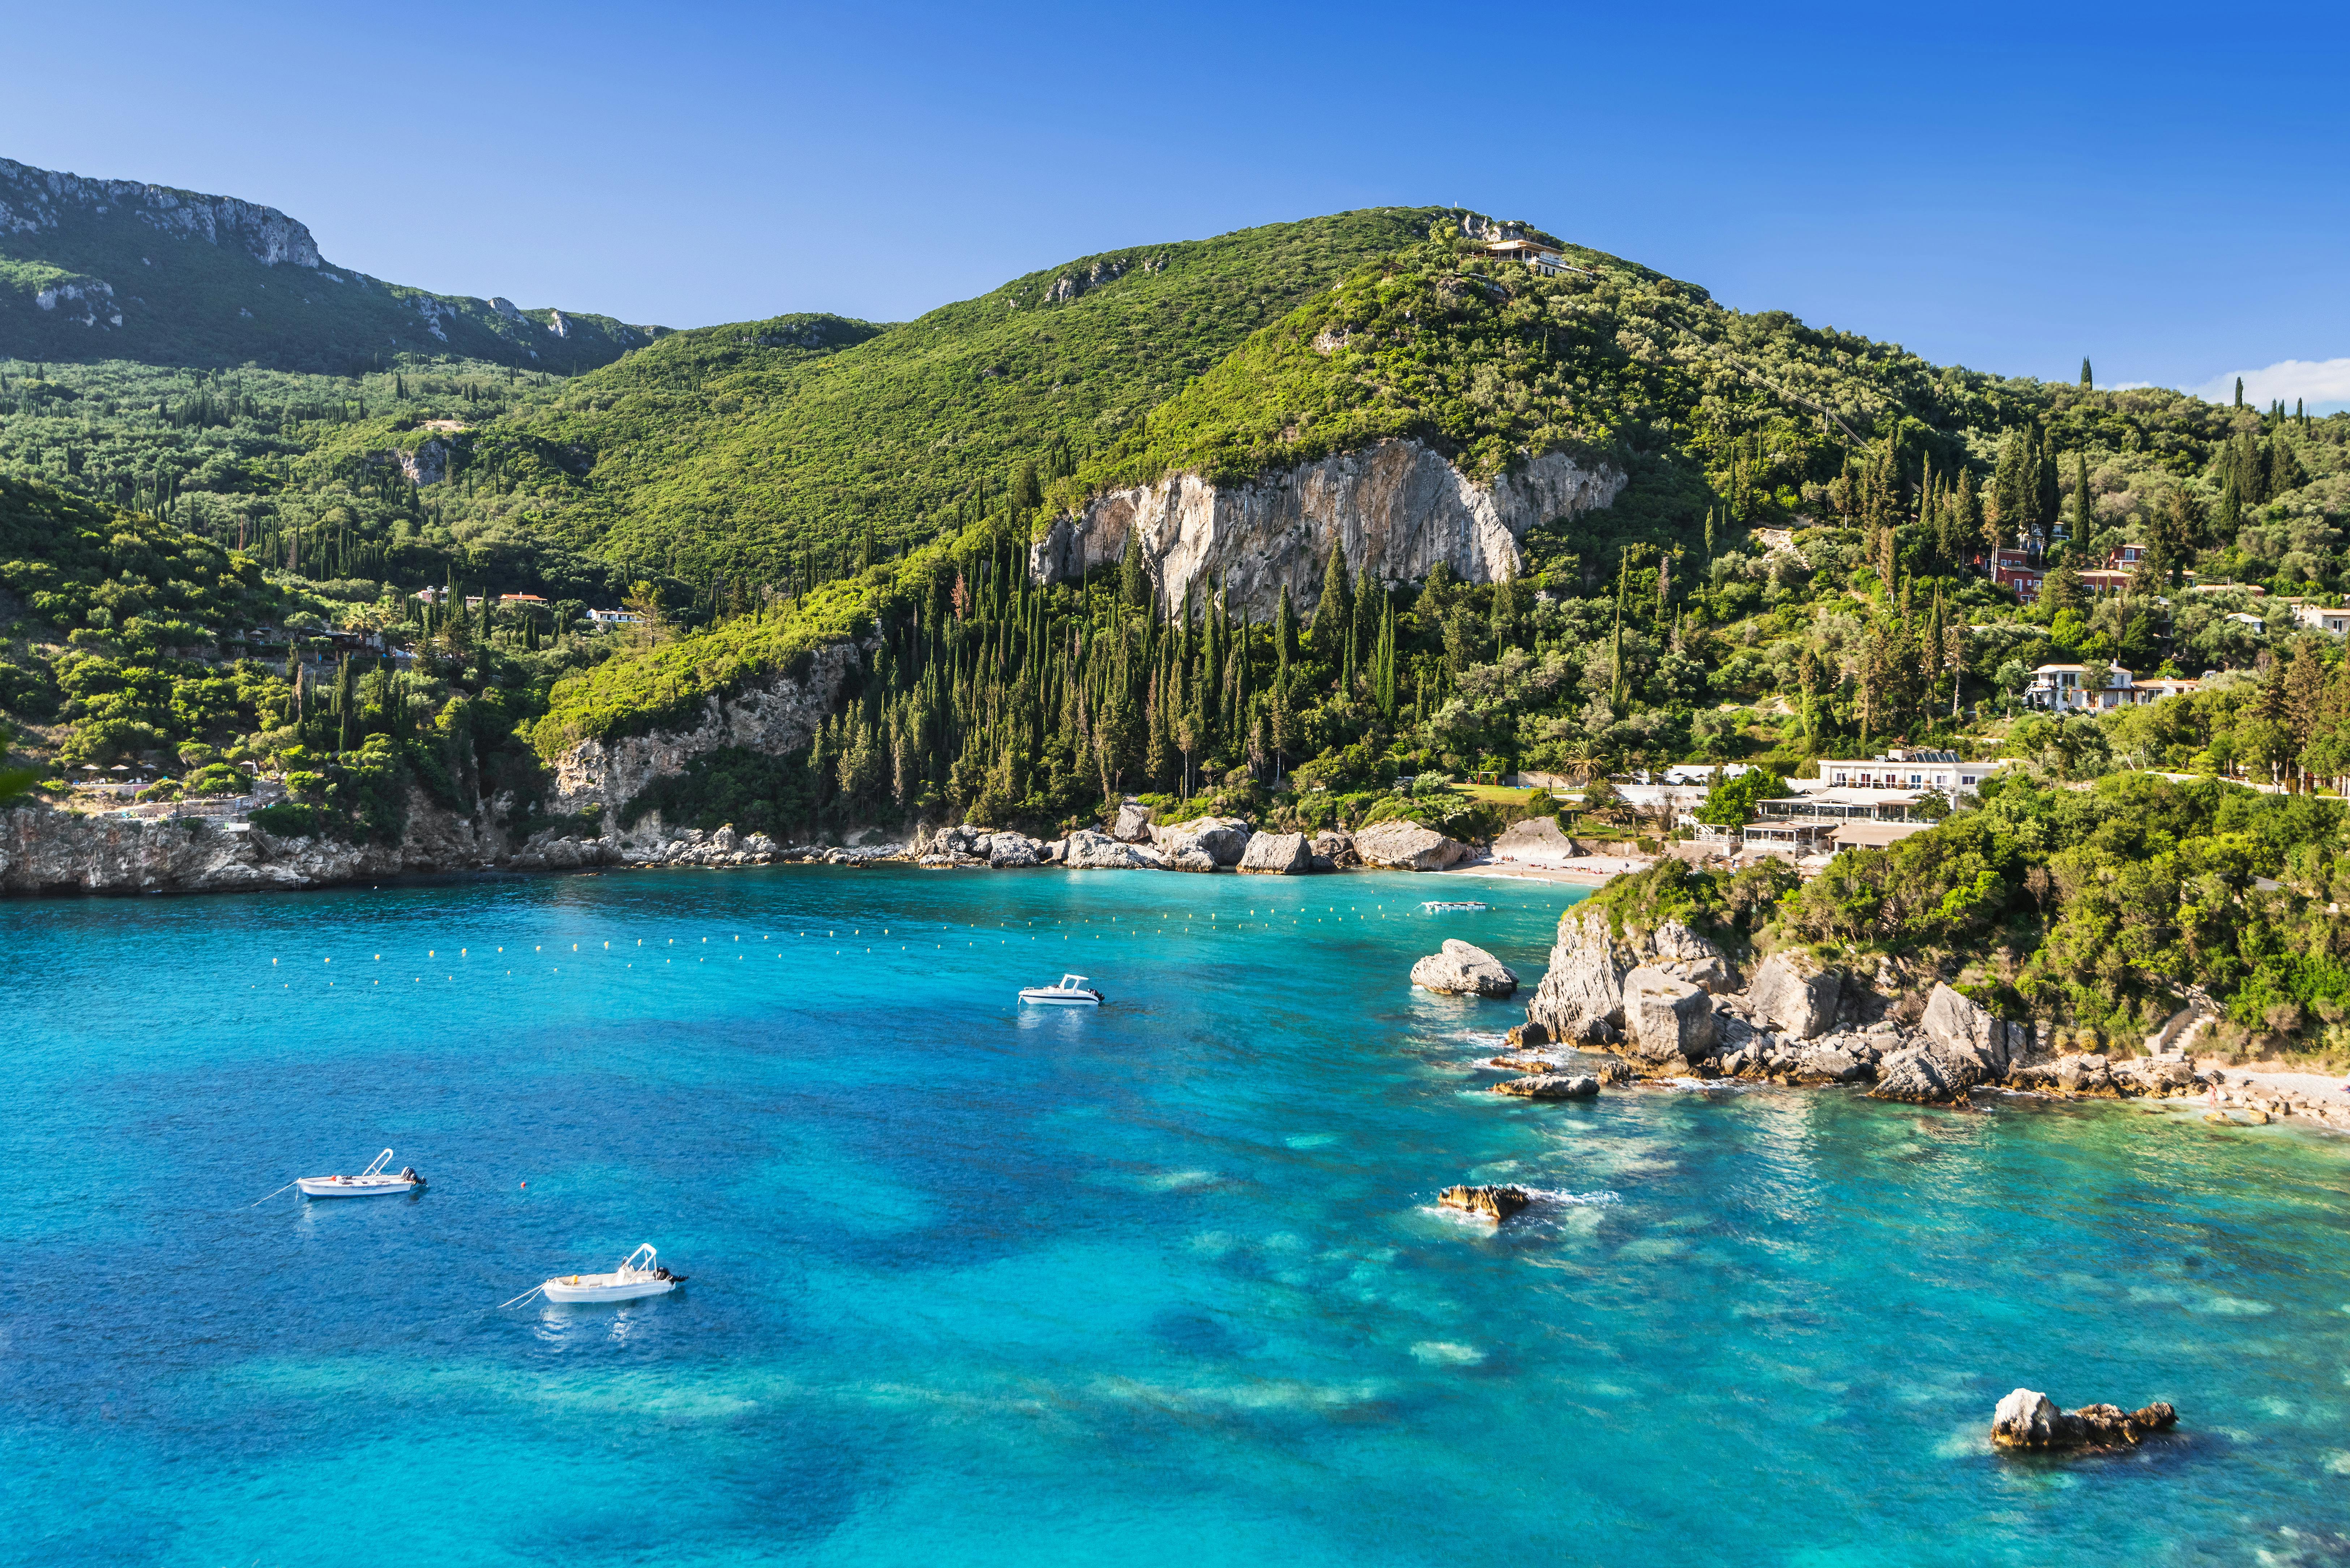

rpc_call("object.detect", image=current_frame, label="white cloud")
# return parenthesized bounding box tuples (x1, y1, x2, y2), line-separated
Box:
(2189, 358, 2350, 408)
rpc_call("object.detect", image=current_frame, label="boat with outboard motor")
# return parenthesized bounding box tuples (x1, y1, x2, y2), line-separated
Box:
(297, 1149, 424, 1199)
(540, 1243, 684, 1303)
(1019, 973, 1105, 1006)
(1420, 900, 1490, 913)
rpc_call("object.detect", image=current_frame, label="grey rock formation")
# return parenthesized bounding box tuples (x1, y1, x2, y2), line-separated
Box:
(1150, 816, 1250, 868)
(1062, 829, 1165, 870)
(1623, 967, 1716, 1066)
(546, 641, 868, 835)
(1743, 952, 1844, 1040)
(1524, 908, 1733, 1045)
(1990, 1388, 2178, 1452)
(1919, 983, 2028, 1074)
(1112, 802, 1154, 842)
(1350, 819, 1472, 871)
(988, 833, 1043, 868)
(1237, 831, 1312, 874)
(1309, 830, 1355, 871)
(1026, 437, 1626, 617)
(1410, 939, 1520, 998)
(1491, 1074, 1600, 1100)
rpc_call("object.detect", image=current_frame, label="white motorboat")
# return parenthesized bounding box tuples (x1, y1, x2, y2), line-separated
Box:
(297, 1149, 425, 1199)
(1019, 973, 1104, 1006)
(540, 1244, 684, 1303)
(1421, 900, 1489, 913)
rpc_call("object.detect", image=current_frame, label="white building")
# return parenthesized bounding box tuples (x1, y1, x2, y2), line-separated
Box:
(2294, 604, 2350, 636)
(1808, 750, 2011, 795)
(2027, 664, 2162, 712)
(586, 609, 644, 627)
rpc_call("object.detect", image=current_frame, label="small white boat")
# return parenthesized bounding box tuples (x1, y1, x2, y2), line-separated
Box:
(1019, 973, 1105, 1006)
(1421, 900, 1489, 913)
(297, 1149, 424, 1199)
(540, 1243, 684, 1303)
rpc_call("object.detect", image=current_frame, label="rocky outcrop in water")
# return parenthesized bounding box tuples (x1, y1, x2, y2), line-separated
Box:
(1061, 828, 1165, 870)
(1150, 817, 1250, 871)
(1026, 438, 1625, 617)
(1440, 1184, 1530, 1220)
(1411, 939, 1519, 997)
(1990, 1388, 2178, 1452)
(1524, 908, 1734, 1044)
(1491, 1073, 1598, 1099)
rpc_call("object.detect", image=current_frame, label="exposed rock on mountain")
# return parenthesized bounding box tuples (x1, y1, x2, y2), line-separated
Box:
(1027, 439, 1624, 616)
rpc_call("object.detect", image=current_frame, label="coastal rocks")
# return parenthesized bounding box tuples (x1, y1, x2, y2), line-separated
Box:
(1410, 939, 1520, 998)
(1504, 1021, 1551, 1049)
(988, 833, 1044, 868)
(1870, 1044, 1987, 1104)
(1061, 828, 1165, 870)
(1112, 803, 1154, 843)
(1989, 1388, 2179, 1452)
(1149, 816, 1251, 870)
(1524, 908, 1735, 1046)
(1623, 967, 1716, 1066)
(1439, 1184, 1530, 1221)
(1349, 819, 1473, 871)
(1920, 983, 2028, 1074)
(1309, 830, 1356, 871)
(1743, 952, 1845, 1040)
(1491, 1074, 1599, 1100)
(1237, 831, 1313, 875)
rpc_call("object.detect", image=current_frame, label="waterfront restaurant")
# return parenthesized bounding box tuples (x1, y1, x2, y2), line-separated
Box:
(1742, 786, 1923, 856)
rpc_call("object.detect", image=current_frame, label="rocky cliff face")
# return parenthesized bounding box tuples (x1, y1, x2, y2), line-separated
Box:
(0, 788, 524, 895)
(543, 640, 869, 842)
(0, 155, 320, 267)
(1027, 438, 1624, 616)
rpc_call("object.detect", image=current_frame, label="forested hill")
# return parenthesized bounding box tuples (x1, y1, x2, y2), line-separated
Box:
(494, 208, 1447, 582)
(0, 157, 663, 373)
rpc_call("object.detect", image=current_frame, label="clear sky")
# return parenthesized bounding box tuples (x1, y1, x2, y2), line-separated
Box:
(7, 1, 2348, 404)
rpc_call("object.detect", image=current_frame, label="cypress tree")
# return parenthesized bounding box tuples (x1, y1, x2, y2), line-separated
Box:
(1273, 583, 1295, 685)
(2235, 377, 2246, 408)
(1311, 543, 1351, 652)
(1118, 528, 1148, 608)
(2071, 450, 2091, 540)
(2080, 357, 2093, 389)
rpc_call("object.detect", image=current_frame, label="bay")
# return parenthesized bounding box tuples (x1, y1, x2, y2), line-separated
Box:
(3, 865, 2346, 1565)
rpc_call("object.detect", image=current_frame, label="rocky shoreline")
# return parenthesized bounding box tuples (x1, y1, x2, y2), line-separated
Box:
(1503, 904, 2350, 1132)
(0, 796, 1480, 897)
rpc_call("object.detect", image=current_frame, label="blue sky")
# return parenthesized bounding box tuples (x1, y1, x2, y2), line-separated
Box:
(7, 1, 2349, 403)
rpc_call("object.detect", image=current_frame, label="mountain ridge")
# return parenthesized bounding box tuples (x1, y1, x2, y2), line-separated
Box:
(0, 156, 665, 373)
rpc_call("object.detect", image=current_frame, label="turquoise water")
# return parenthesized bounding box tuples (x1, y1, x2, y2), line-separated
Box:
(5, 866, 2350, 1565)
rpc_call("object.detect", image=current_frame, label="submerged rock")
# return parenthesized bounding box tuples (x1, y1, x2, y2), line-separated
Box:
(1350, 819, 1473, 871)
(1439, 1184, 1530, 1221)
(1237, 830, 1312, 875)
(1990, 1388, 2178, 1452)
(1491, 1073, 1599, 1099)
(1411, 939, 1520, 998)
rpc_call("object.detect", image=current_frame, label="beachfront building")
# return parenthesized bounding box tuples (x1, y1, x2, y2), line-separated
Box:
(1809, 750, 2010, 796)
(1740, 787, 1923, 857)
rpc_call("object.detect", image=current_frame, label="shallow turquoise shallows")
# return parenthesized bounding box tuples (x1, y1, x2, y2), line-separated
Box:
(7, 866, 2350, 1565)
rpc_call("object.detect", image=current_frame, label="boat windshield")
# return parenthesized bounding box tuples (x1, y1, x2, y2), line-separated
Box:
(1059, 975, 1087, 988)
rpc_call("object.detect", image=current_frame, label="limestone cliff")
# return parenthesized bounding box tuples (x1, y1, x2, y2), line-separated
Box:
(1027, 438, 1624, 615)
(544, 640, 869, 842)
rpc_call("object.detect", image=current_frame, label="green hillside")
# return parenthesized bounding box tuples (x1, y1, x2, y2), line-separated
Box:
(480, 208, 1447, 586)
(0, 157, 663, 373)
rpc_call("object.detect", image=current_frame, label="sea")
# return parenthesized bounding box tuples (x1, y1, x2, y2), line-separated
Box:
(4, 864, 2349, 1566)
